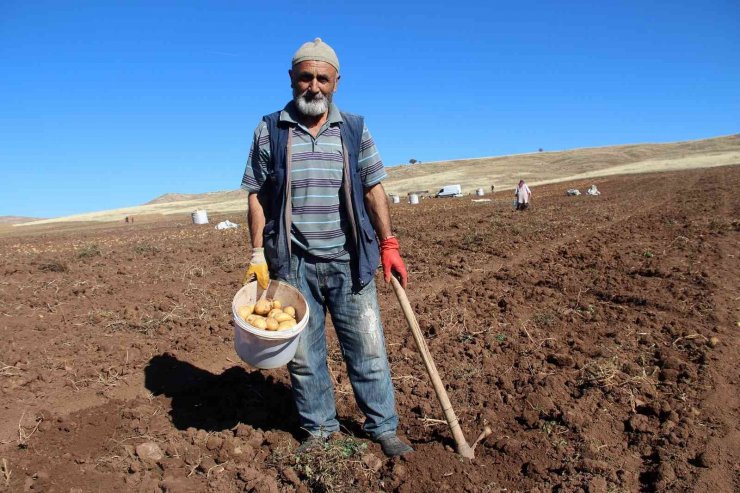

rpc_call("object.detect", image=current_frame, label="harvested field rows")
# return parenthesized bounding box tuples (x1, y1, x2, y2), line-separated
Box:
(1, 166, 738, 492)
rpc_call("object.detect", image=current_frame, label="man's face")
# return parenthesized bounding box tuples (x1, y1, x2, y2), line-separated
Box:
(289, 60, 339, 117)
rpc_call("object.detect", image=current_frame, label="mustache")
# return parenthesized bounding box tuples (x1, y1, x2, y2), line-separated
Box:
(298, 90, 326, 101)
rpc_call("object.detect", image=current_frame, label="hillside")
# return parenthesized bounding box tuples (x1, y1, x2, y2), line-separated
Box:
(383, 133, 740, 196)
(0, 216, 43, 225)
(145, 190, 246, 205)
(13, 133, 740, 227)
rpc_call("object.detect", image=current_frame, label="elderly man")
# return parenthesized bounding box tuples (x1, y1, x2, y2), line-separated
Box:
(240, 38, 413, 457)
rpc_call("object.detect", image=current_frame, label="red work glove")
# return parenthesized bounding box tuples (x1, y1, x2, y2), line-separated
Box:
(380, 236, 408, 288)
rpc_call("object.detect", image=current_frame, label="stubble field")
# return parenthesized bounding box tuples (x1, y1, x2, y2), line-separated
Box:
(1, 166, 738, 492)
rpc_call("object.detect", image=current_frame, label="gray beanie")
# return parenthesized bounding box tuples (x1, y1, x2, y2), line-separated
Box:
(292, 37, 340, 73)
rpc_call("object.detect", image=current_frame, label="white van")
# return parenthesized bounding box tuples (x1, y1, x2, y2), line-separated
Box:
(435, 184, 463, 198)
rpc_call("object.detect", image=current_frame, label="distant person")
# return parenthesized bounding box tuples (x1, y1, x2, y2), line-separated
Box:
(490, 185, 495, 195)
(241, 38, 412, 457)
(515, 180, 531, 210)
(125, 216, 129, 223)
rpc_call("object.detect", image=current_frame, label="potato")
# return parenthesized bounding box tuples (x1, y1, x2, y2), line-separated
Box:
(274, 312, 294, 323)
(237, 304, 254, 320)
(278, 319, 297, 330)
(265, 317, 279, 331)
(283, 306, 296, 318)
(250, 317, 267, 330)
(271, 300, 282, 309)
(254, 299, 272, 316)
(267, 308, 283, 319)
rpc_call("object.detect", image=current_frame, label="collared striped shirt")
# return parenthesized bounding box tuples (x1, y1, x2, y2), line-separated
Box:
(241, 103, 387, 261)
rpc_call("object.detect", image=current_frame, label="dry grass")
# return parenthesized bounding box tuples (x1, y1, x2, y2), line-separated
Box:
(1, 458, 10, 487)
(17, 412, 43, 449)
(76, 243, 102, 258)
(384, 134, 740, 196)
(97, 367, 124, 388)
(38, 260, 68, 272)
(577, 355, 657, 392)
(270, 434, 374, 493)
(0, 362, 22, 378)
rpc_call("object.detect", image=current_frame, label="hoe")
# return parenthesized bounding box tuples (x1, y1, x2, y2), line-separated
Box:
(390, 277, 492, 458)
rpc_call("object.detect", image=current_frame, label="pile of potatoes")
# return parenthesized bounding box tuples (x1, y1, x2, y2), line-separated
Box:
(236, 298, 298, 331)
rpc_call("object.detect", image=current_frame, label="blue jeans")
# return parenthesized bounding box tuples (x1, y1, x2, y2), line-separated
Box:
(281, 250, 399, 440)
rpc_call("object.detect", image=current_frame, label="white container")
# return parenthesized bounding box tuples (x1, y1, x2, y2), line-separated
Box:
(192, 209, 209, 224)
(408, 194, 419, 205)
(232, 280, 309, 369)
(391, 195, 401, 204)
(475, 188, 485, 196)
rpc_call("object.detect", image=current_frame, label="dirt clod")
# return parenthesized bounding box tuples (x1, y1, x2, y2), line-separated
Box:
(135, 442, 164, 463)
(362, 453, 384, 472)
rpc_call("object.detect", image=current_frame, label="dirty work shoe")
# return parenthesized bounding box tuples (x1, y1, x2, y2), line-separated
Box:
(295, 434, 328, 455)
(377, 435, 413, 457)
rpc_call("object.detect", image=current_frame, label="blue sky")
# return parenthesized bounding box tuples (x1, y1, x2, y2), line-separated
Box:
(1, 0, 738, 218)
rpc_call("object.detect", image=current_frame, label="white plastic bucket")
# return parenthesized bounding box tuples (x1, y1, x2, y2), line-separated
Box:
(192, 209, 209, 224)
(475, 188, 485, 196)
(391, 195, 400, 204)
(232, 280, 309, 369)
(408, 194, 419, 205)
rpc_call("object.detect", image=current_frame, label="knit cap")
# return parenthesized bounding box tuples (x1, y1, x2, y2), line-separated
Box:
(292, 38, 340, 73)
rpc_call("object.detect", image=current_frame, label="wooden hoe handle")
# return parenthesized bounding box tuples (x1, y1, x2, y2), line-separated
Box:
(390, 276, 475, 459)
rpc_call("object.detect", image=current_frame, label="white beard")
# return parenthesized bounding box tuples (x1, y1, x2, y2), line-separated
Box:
(294, 91, 330, 117)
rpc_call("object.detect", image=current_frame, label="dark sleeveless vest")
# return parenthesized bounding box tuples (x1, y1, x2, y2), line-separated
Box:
(258, 107, 380, 288)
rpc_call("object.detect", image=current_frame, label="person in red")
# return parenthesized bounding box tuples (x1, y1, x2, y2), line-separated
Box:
(242, 38, 412, 456)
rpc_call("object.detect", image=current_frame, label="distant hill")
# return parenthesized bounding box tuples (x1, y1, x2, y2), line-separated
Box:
(383, 133, 740, 196)
(146, 190, 245, 205)
(13, 133, 740, 228)
(0, 216, 43, 225)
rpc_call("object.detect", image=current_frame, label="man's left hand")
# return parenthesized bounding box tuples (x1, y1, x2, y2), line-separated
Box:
(380, 236, 408, 288)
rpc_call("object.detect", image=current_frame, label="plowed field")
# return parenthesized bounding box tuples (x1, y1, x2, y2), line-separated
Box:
(1, 166, 738, 492)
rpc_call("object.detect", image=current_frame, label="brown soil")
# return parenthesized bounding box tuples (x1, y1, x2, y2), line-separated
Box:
(1, 167, 738, 493)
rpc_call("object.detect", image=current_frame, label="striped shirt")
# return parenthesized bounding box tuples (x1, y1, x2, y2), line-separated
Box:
(241, 103, 387, 261)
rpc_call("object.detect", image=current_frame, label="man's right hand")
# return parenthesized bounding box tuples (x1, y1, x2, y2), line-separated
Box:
(243, 247, 270, 289)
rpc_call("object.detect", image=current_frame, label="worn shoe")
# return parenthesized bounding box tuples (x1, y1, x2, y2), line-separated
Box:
(377, 434, 413, 457)
(295, 434, 329, 455)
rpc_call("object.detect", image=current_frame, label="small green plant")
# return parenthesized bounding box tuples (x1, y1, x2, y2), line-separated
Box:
(576, 305, 596, 315)
(495, 333, 506, 342)
(533, 313, 555, 327)
(458, 332, 475, 344)
(332, 436, 367, 458)
(643, 251, 654, 258)
(76, 244, 101, 258)
(279, 435, 370, 492)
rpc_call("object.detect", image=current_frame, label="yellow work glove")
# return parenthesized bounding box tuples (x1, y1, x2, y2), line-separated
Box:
(243, 247, 270, 289)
